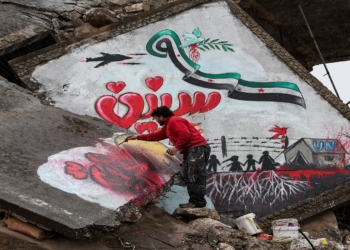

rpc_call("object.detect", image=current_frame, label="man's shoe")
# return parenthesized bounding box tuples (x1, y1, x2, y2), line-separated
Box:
(179, 203, 196, 208)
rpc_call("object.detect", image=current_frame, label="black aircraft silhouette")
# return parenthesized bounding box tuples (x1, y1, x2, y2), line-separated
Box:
(84, 52, 145, 68)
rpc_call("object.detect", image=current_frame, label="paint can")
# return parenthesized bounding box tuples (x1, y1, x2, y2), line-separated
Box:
(272, 218, 300, 238)
(234, 213, 263, 235)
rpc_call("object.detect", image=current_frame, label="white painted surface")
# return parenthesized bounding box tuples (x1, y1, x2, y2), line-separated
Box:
(34, 1, 350, 181)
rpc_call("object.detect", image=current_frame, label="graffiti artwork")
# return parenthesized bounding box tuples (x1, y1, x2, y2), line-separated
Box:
(82, 53, 145, 68)
(95, 77, 221, 129)
(38, 135, 181, 209)
(33, 2, 350, 217)
(205, 131, 350, 216)
(146, 29, 306, 108)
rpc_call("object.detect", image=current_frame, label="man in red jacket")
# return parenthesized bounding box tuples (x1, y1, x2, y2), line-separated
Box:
(126, 106, 211, 208)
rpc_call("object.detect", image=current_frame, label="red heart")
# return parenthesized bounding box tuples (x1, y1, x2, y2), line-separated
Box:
(135, 122, 158, 134)
(145, 76, 163, 92)
(106, 81, 126, 94)
(95, 93, 144, 129)
(64, 161, 88, 179)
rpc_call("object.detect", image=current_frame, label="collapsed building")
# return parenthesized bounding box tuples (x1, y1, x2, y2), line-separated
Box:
(1, 0, 350, 244)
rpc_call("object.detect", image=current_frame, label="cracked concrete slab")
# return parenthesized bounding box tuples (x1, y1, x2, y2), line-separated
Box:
(0, 205, 206, 250)
(0, 77, 181, 238)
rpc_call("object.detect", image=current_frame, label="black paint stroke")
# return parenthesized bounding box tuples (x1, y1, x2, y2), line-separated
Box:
(85, 53, 145, 68)
(154, 38, 306, 108)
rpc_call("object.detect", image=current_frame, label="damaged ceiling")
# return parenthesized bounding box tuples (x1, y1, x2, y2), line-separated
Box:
(237, 0, 350, 71)
(1, 0, 350, 86)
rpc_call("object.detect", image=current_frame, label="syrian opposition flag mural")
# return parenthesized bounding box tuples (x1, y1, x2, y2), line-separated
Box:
(230, 79, 306, 108)
(33, 1, 350, 219)
(146, 29, 306, 109)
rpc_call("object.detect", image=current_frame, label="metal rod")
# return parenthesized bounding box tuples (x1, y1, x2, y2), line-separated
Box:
(298, 4, 341, 99)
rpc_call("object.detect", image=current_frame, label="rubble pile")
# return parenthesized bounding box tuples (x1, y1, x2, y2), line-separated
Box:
(173, 206, 349, 250)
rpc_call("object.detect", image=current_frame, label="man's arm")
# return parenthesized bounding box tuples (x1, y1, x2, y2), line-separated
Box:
(126, 126, 167, 142)
(125, 128, 176, 156)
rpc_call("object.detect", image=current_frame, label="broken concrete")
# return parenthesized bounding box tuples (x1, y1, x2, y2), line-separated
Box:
(0, 77, 181, 238)
(237, 0, 350, 69)
(290, 238, 343, 250)
(1, 180, 349, 249)
(174, 207, 221, 221)
(300, 210, 342, 243)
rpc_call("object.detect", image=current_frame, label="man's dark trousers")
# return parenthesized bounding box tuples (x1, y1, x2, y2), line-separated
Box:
(181, 145, 211, 207)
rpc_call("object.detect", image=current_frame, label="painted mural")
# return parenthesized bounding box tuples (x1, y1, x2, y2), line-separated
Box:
(38, 135, 181, 209)
(34, 1, 350, 216)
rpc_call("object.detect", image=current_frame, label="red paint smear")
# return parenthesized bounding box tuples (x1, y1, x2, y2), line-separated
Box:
(278, 170, 336, 185)
(189, 44, 200, 63)
(64, 141, 177, 200)
(326, 127, 350, 165)
(277, 168, 350, 185)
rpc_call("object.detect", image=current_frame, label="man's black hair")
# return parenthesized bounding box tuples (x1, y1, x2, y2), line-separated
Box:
(151, 106, 174, 118)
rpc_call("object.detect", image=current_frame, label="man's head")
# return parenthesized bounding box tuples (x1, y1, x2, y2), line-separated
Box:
(151, 106, 174, 126)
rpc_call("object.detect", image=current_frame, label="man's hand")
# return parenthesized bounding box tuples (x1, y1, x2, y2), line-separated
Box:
(125, 135, 138, 142)
(166, 147, 179, 156)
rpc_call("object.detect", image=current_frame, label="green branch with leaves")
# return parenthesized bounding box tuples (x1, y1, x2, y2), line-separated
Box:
(197, 38, 234, 52)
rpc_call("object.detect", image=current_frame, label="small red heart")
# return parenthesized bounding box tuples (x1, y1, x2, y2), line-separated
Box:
(145, 76, 163, 92)
(106, 81, 126, 94)
(135, 122, 158, 134)
(65, 161, 88, 179)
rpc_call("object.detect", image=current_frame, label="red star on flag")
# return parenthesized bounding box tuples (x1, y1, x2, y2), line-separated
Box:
(208, 79, 213, 83)
(258, 88, 265, 93)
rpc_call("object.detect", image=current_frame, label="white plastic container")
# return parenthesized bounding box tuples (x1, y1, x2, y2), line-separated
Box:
(234, 213, 262, 235)
(273, 226, 299, 238)
(272, 219, 300, 238)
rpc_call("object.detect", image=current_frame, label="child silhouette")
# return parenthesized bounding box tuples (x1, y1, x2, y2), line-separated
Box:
(244, 154, 258, 171)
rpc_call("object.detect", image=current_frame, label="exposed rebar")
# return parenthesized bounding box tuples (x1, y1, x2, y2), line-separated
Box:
(298, 4, 341, 99)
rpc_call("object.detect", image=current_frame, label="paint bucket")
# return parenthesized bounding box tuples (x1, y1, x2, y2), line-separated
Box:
(234, 213, 263, 235)
(272, 218, 300, 238)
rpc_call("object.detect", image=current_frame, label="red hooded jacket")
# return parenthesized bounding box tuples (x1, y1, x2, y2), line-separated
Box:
(137, 116, 208, 154)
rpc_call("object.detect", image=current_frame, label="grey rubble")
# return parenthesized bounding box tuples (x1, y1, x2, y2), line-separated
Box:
(0, 76, 126, 238)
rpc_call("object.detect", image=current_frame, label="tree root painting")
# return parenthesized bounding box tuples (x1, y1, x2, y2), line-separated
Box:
(206, 168, 350, 216)
(206, 171, 309, 206)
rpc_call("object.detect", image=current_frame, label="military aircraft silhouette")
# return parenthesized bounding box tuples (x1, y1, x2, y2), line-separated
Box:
(83, 52, 145, 68)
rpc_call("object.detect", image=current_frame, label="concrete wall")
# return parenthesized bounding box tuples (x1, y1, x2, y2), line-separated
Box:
(32, 1, 350, 216)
